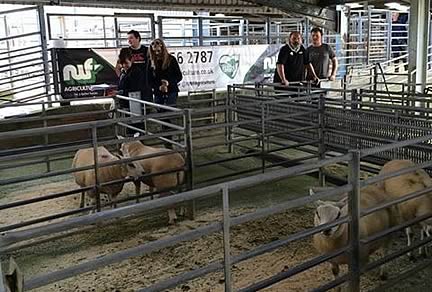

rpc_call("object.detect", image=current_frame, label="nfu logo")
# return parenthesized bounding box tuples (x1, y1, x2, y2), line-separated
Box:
(63, 58, 103, 85)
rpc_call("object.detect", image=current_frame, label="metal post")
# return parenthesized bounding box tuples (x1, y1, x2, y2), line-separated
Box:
(198, 17, 204, 46)
(51, 48, 60, 100)
(318, 94, 326, 186)
(91, 126, 101, 212)
(222, 186, 232, 292)
(114, 16, 120, 47)
(37, 5, 52, 106)
(184, 109, 195, 220)
(150, 15, 156, 40)
(226, 85, 233, 153)
(157, 16, 163, 39)
(366, 7, 372, 65)
(266, 17, 271, 44)
(373, 64, 378, 105)
(260, 103, 266, 173)
(42, 102, 51, 173)
(102, 16, 107, 47)
(348, 149, 361, 292)
(304, 18, 310, 47)
(0, 260, 6, 292)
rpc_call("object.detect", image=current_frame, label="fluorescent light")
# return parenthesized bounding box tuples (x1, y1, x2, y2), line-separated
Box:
(385, 2, 410, 12)
(346, 3, 363, 9)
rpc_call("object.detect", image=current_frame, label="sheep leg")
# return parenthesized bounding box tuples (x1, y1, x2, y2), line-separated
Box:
(419, 226, 431, 257)
(426, 227, 431, 257)
(406, 227, 415, 261)
(331, 263, 341, 292)
(168, 208, 178, 225)
(179, 205, 187, 217)
(134, 180, 141, 203)
(79, 191, 85, 209)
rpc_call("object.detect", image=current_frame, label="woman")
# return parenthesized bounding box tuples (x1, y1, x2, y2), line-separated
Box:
(149, 38, 183, 108)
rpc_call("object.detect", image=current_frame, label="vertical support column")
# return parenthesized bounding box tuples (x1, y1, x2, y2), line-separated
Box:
(304, 18, 310, 48)
(348, 149, 361, 292)
(114, 16, 120, 47)
(92, 126, 101, 212)
(408, 0, 431, 92)
(184, 109, 195, 220)
(226, 85, 233, 153)
(260, 103, 266, 173)
(366, 7, 372, 65)
(266, 17, 271, 44)
(198, 17, 204, 46)
(37, 5, 52, 105)
(0, 260, 6, 292)
(150, 14, 156, 40)
(157, 16, 163, 39)
(386, 11, 392, 62)
(318, 94, 326, 187)
(222, 186, 232, 292)
(42, 102, 51, 173)
(373, 64, 378, 104)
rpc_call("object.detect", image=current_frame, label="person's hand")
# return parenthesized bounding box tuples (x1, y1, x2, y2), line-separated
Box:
(281, 79, 289, 86)
(161, 79, 169, 86)
(159, 84, 168, 93)
(329, 75, 336, 81)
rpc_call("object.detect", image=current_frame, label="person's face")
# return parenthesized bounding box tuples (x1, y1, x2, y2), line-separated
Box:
(311, 31, 322, 45)
(290, 34, 302, 48)
(392, 12, 400, 22)
(151, 39, 164, 58)
(121, 59, 132, 70)
(127, 34, 140, 49)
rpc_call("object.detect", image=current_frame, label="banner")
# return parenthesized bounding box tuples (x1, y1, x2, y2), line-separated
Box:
(56, 45, 281, 98)
(56, 48, 118, 99)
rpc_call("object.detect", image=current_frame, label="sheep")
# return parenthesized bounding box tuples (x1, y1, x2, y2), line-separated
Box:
(313, 184, 399, 285)
(120, 138, 185, 224)
(72, 146, 144, 211)
(378, 159, 432, 258)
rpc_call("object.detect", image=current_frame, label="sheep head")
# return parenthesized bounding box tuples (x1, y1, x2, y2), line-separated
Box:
(314, 200, 346, 237)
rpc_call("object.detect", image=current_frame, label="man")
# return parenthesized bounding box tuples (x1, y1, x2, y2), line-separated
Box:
(273, 31, 308, 86)
(391, 12, 408, 72)
(116, 30, 152, 102)
(306, 27, 338, 82)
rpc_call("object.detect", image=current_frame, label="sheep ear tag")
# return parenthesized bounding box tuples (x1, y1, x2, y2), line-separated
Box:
(134, 132, 140, 138)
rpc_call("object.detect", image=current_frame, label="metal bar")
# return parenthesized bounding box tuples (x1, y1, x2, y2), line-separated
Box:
(238, 248, 347, 292)
(91, 127, 101, 212)
(348, 150, 361, 292)
(0, 208, 92, 233)
(222, 187, 232, 291)
(311, 275, 349, 292)
(0, 154, 353, 248)
(0, 187, 93, 211)
(24, 222, 223, 290)
(369, 257, 432, 292)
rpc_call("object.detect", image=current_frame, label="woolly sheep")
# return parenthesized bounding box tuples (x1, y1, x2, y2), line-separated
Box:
(313, 184, 399, 285)
(378, 159, 432, 257)
(72, 146, 144, 211)
(120, 139, 185, 224)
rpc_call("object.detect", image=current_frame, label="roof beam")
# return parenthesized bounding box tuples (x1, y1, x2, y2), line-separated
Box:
(247, 0, 337, 30)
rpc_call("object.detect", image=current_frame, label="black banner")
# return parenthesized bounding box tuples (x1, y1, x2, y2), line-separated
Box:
(56, 48, 118, 99)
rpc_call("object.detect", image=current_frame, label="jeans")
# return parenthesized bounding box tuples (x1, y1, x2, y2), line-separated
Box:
(154, 92, 178, 148)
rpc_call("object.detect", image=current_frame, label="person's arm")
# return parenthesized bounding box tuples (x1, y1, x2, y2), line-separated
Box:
(276, 64, 289, 86)
(306, 63, 319, 81)
(329, 57, 338, 81)
(276, 46, 289, 85)
(328, 45, 338, 81)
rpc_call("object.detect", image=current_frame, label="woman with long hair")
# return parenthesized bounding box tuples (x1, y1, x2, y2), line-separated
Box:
(149, 38, 182, 108)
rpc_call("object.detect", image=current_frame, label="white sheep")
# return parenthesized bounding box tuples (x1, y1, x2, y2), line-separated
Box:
(378, 159, 432, 257)
(120, 139, 185, 224)
(72, 146, 144, 211)
(313, 184, 399, 285)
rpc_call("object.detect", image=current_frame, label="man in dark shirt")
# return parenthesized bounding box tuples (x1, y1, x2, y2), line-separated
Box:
(116, 30, 152, 101)
(306, 27, 338, 82)
(274, 31, 309, 86)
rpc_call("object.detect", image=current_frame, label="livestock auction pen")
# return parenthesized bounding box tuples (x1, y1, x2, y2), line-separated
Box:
(2, 84, 432, 291)
(2, 0, 432, 292)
